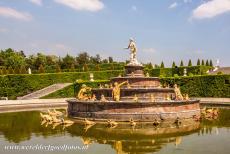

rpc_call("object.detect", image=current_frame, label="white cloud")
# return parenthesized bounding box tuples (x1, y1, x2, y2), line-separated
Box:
(29, 0, 42, 6)
(0, 7, 33, 21)
(132, 5, 137, 11)
(54, 0, 104, 12)
(191, 0, 230, 19)
(169, 2, 178, 9)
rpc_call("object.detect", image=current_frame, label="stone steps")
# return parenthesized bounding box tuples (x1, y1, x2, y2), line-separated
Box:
(17, 83, 72, 100)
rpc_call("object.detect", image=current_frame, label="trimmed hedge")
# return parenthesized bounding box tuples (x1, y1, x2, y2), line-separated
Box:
(161, 74, 230, 98)
(67, 75, 230, 98)
(145, 66, 212, 77)
(0, 70, 122, 99)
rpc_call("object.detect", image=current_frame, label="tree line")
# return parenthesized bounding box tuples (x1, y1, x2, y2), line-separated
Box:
(0, 48, 115, 74)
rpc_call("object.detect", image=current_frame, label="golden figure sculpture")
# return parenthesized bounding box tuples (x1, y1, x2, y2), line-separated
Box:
(112, 81, 128, 101)
(146, 72, 150, 77)
(150, 94, 155, 102)
(166, 94, 171, 101)
(174, 84, 183, 100)
(100, 94, 108, 102)
(77, 84, 92, 100)
(133, 94, 138, 102)
(184, 94, 190, 101)
(91, 94, 97, 101)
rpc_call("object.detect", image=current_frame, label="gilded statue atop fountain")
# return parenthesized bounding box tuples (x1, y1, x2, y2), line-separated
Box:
(77, 84, 92, 100)
(112, 81, 128, 101)
(124, 38, 141, 66)
(174, 84, 183, 100)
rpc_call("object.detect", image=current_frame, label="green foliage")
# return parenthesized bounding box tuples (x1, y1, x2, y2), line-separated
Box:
(42, 84, 74, 98)
(55, 64, 61, 73)
(0, 48, 26, 68)
(38, 64, 45, 73)
(160, 74, 230, 98)
(14, 67, 20, 74)
(210, 60, 213, 67)
(206, 60, 209, 66)
(217, 72, 223, 75)
(160, 61, 165, 68)
(202, 59, 205, 66)
(180, 60, 184, 67)
(8, 66, 14, 74)
(0, 70, 123, 99)
(188, 59, 192, 66)
(197, 59, 200, 66)
(172, 61, 176, 68)
(20, 66, 27, 74)
(148, 66, 211, 77)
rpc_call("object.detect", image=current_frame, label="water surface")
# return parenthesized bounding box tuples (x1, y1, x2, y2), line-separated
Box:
(0, 109, 229, 154)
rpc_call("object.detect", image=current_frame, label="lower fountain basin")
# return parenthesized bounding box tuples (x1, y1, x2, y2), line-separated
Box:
(67, 99, 200, 122)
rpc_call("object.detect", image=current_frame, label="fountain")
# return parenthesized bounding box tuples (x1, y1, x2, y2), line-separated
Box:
(67, 39, 200, 123)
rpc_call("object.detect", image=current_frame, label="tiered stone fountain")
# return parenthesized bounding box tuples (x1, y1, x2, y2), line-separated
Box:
(67, 39, 200, 123)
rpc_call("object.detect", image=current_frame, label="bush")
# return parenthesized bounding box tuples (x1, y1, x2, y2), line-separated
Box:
(148, 66, 211, 77)
(160, 74, 230, 98)
(0, 70, 123, 99)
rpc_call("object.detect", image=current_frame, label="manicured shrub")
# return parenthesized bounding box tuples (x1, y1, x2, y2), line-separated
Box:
(172, 61, 176, 68)
(188, 59, 192, 66)
(160, 74, 230, 98)
(38, 64, 45, 73)
(0, 70, 123, 99)
(197, 59, 200, 66)
(180, 60, 184, 67)
(160, 61, 165, 68)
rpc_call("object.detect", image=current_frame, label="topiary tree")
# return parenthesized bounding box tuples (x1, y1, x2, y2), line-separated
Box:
(188, 59, 192, 66)
(20, 66, 27, 74)
(160, 61, 165, 68)
(197, 59, 200, 66)
(38, 64, 45, 73)
(172, 61, 176, 68)
(201, 59, 205, 66)
(2, 67, 7, 74)
(14, 67, 20, 74)
(70, 64, 75, 72)
(55, 64, 61, 73)
(8, 66, 14, 74)
(209, 60, 213, 67)
(96, 64, 100, 71)
(205, 60, 209, 66)
(180, 60, 184, 67)
(83, 64, 88, 72)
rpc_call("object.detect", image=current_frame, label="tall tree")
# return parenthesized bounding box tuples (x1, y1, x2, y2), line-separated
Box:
(205, 60, 209, 66)
(180, 60, 184, 67)
(188, 59, 192, 66)
(201, 59, 205, 66)
(8, 66, 14, 74)
(160, 61, 165, 68)
(38, 64, 45, 73)
(62, 54, 75, 69)
(197, 59, 200, 66)
(76, 52, 90, 65)
(108, 57, 113, 63)
(172, 61, 176, 68)
(210, 60, 213, 67)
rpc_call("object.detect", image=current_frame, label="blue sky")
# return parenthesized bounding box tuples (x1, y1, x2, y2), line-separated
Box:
(0, 0, 230, 66)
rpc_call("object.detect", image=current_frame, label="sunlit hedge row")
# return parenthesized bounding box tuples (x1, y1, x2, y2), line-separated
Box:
(0, 70, 122, 99)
